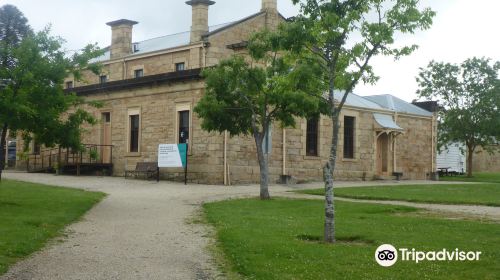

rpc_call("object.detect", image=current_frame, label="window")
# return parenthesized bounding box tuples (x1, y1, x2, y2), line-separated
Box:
(100, 75, 107, 84)
(133, 43, 140, 53)
(66, 81, 73, 89)
(343, 116, 355, 159)
(33, 140, 41, 155)
(129, 115, 140, 152)
(306, 118, 319, 156)
(134, 69, 144, 78)
(102, 112, 111, 123)
(175, 62, 185, 72)
(178, 111, 190, 144)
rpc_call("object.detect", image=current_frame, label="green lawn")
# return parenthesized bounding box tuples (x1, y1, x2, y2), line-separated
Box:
(204, 199, 500, 280)
(439, 172, 500, 183)
(297, 184, 500, 206)
(0, 180, 105, 275)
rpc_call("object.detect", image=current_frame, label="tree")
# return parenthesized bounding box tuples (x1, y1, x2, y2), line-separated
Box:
(0, 5, 103, 181)
(0, 4, 32, 178)
(194, 30, 326, 199)
(285, 0, 435, 242)
(417, 57, 500, 177)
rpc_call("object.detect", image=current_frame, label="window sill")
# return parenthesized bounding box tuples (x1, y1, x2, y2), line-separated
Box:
(126, 152, 142, 157)
(304, 155, 321, 160)
(342, 158, 358, 162)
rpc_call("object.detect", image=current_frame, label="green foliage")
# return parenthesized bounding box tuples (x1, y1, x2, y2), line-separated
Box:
(88, 148, 99, 161)
(298, 183, 500, 206)
(194, 30, 326, 138)
(285, 0, 435, 242)
(0, 5, 104, 152)
(204, 198, 500, 279)
(0, 180, 105, 274)
(417, 57, 500, 153)
(0, 5, 33, 69)
(286, 0, 435, 101)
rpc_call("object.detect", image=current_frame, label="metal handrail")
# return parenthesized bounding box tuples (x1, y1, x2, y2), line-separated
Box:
(26, 144, 114, 172)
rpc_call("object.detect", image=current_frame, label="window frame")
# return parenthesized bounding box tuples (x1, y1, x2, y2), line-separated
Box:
(343, 116, 355, 159)
(175, 62, 185, 72)
(178, 110, 190, 144)
(306, 117, 319, 156)
(175, 103, 193, 154)
(134, 69, 144, 78)
(127, 108, 141, 154)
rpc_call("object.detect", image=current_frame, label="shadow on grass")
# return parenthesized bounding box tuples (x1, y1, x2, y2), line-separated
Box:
(296, 234, 375, 245)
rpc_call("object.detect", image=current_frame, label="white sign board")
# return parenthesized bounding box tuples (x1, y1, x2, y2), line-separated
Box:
(158, 144, 183, 168)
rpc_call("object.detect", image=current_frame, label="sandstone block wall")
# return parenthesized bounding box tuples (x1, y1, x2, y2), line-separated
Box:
(472, 146, 500, 172)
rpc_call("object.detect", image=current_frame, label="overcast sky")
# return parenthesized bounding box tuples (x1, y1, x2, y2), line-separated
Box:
(3, 0, 500, 102)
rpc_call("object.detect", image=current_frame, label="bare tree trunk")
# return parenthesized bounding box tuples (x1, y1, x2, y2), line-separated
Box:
(257, 145, 270, 200)
(324, 112, 340, 243)
(253, 127, 270, 200)
(467, 144, 474, 178)
(0, 123, 9, 182)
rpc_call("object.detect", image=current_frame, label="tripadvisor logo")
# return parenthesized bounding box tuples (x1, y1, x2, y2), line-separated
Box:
(375, 244, 482, 267)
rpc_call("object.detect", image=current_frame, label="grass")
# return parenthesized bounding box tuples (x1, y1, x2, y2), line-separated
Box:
(204, 198, 500, 280)
(439, 172, 500, 183)
(297, 184, 500, 206)
(0, 180, 105, 275)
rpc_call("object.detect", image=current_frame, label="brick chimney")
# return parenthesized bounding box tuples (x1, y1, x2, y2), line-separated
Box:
(186, 0, 215, 43)
(262, 0, 277, 12)
(106, 19, 138, 60)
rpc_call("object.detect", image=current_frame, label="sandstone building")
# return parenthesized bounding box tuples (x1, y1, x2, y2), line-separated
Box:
(472, 146, 500, 173)
(19, 0, 438, 184)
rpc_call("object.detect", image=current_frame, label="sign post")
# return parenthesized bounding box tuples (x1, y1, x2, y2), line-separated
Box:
(184, 140, 189, 185)
(158, 144, 188, 184)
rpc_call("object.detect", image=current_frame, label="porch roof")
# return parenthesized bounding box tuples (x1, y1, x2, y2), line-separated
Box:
(373, 113, 404, 131)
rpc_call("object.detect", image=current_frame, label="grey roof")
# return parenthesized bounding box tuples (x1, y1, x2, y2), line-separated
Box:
(373, 113, 403, 130)
(364, 94, 433, 116)
(334, 91, 387, 111)
(92, 22, 234, 62)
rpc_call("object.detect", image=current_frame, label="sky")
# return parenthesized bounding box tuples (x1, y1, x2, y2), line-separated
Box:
(2, 0, 500, 102)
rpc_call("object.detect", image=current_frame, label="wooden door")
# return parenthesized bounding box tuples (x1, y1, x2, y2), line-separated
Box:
(101, 113, 112, 164)
(377, 133, 389, 175)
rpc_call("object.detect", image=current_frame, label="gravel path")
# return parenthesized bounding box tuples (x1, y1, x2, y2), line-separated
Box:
(1, 172, 496, 279)
(1, 173, 275, 280)
(336, 197, 500, 221)
(282, 193, 500, 221)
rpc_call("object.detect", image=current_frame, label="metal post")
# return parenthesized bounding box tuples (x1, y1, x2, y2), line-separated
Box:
(184, 141, 189, 185)
(58, 146, 61, 173)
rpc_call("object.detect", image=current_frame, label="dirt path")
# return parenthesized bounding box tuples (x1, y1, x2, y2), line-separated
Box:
(1, 173, 495, 279)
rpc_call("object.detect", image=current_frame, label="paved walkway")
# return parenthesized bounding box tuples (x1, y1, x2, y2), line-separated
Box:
(1, 172, 497, 279)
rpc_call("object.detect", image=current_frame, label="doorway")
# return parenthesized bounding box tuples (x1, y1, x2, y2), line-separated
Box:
(101, 112, 112, 164)
(377, 133, 389, 175)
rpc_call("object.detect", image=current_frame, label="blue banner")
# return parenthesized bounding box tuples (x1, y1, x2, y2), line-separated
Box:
(178, 144, 188, 168)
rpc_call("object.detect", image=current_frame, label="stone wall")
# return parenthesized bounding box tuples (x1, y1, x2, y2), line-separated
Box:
(18, 9, 437, 184)
(76, 80, 226, 184)
(472, 146, 500, 172)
